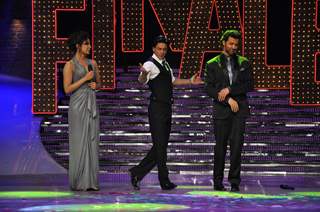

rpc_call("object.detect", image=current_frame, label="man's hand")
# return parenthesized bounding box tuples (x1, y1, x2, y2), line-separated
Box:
(138, 63, 149, 84)
(190, 73, 204, 85)
(228, 97, 239, 113)
(139, 63, 148, 75)
(218, 87, 230, 101)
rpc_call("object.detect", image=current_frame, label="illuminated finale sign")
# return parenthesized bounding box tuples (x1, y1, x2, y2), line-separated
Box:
(32, 0, 320, 113)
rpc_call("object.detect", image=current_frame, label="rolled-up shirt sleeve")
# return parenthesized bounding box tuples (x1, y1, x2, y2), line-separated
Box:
(140, 57, 175, 84)
(141, 61, 161, 84)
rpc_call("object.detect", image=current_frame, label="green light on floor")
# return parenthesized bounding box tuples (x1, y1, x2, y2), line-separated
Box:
(0, 191, 73, 198)
(176, 185, 212, 189)
(20, 203, 190, 211)
(289, 192, 320, 198)
(187, 191, 289, 199)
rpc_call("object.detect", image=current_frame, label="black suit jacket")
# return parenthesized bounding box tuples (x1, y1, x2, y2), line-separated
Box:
(204, 53, 254, 119)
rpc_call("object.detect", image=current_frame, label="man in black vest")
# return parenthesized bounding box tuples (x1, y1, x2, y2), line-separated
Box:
(129, 35, 203, 190)
(204, 30, 254, 192)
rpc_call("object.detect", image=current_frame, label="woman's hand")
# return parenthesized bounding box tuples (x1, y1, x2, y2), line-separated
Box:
(85, 71, 94, 81)
(88, 82, 97, 90)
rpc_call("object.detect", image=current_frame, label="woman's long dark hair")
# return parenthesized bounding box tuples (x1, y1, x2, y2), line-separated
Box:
(67, 31, 90, 53)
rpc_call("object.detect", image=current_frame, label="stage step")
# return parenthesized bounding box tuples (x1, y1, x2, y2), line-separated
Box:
(40, 68, 320, 175)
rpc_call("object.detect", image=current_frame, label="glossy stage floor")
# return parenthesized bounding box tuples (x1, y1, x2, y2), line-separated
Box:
(0, 174, 320, 211)
(1, 75, 320, 211)
(1, 74, 320, 211)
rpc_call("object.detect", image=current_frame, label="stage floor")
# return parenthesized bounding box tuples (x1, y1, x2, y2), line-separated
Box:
(0, 174, 320, 211)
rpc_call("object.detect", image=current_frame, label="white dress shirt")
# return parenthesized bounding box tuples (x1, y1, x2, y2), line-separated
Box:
(226, 57, 233, 85)
(140, 54, 175, 84)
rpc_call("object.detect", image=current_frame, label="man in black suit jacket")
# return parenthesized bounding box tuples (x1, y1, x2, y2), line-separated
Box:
(204, 30, 254, 192)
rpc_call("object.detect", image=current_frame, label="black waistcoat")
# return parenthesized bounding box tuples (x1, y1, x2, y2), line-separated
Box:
(147, 57, 173, 104)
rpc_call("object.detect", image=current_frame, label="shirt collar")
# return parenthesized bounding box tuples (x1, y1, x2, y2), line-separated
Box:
(152, 54, 165, 64)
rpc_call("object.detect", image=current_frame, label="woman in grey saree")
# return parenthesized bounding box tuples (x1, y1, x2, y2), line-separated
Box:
(63, 31, 101, 191)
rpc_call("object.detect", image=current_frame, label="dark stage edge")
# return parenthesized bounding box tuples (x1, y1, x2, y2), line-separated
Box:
(1, 174, 320, 211)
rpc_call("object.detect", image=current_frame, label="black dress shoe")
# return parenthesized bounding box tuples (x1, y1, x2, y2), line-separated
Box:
(70, 188, 82, 191)
(129, 171, 140, 190)
(230, 184, 240, 192)
(214, 184, 226, 191)
(86, 188, 99, 191)
(160, 182, 177, 190)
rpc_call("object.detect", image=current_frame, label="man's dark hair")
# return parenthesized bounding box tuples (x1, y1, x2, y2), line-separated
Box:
(220, 29, 241, 43)
(152, 35, 169, 47)
(67, 31, 90, 53)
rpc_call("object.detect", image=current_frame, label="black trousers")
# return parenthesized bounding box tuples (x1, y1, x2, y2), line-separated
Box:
(130, 101, 172, 183)
(213, 115, 245, 185)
